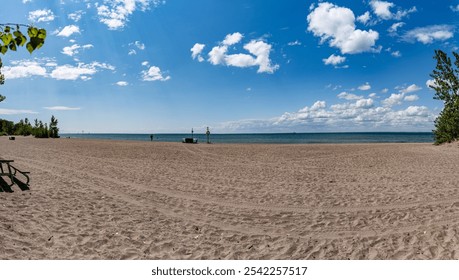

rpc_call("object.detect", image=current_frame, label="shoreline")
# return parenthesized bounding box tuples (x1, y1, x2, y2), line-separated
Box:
(1, 137, 458, 259)
(8, 135, 435, 146)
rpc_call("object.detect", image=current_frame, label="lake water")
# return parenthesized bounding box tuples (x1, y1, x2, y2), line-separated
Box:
(61, 132, 434, 144)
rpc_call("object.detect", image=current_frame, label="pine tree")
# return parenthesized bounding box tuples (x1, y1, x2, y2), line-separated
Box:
(49, 115, 59, 138)
(429, 50, 459, 144)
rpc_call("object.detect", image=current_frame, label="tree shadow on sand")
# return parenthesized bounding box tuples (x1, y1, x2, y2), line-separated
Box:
(0, 177, 30, 192)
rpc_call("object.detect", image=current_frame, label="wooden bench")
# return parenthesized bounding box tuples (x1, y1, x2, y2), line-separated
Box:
(0, 157, 30, 187)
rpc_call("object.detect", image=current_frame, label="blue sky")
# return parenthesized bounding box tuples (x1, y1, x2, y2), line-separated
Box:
(0, 0, 458, 133)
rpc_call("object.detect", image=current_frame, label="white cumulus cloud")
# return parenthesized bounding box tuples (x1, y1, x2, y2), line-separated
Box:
(225, 53, 256, 68)
(50, 62, 115, 80)
(116, 81, 129, 86)
(370, 0, 394, 20)
(218, 97, 434, 133)
(208, 45, 228, 65)
(382, 93, 404, 107)
(400, 84, 421, 94)
(357, 11, 371, 24)
(191, 43, 206, 62)
(287, 40, 302, 46)
(323, 54, 346, 66)
(223, 32, 243, 46)
(355, 98, 374, 108)
(404, 95, 419, 102)
(62, 44, 93, 56)
(56, 25, 81, 37)
(3, 60, 47, 79)
(307, 2, 379, 54)
(202, 32, 279, 74)
(358, 83, 371, 91)
(96, 0, 164, 30)
(141, 66, 171, 82)
(28, 9, 55, 22)
(128, 40, 146, 55)
(403, 25, 454, 44)
(338, 92, 363, 100)
(130, 41, 145, 50)
(370, 1, 416, 20)
(382, 84, 422, 106)
(391, 50, 401, 57)
(244, 40, 279, 74)
(68, 11, 84, 22)
(311, 101, 327, 111)
(388, 22, 405, 33)
(4, 60, 109, 85)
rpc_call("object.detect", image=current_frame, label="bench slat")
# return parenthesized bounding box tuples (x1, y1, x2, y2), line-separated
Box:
(0, 159, 30, 186)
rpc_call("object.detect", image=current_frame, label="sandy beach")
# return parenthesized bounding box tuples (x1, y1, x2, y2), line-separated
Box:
(1, 136, 459, 259)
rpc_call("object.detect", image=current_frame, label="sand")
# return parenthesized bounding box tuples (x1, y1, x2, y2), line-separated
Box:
(1, 136, 459, 259)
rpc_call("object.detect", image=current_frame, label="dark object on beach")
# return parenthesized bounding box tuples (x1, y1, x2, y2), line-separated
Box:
(182, 138, 198, 144)
(206, 127, 211, 144)
(150, 134, 154, 141)
(0, 157, 30, 191)
(8, 136, 15, 140)
(182, 128, 198, 143)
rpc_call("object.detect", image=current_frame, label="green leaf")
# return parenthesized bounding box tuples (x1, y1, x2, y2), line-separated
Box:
(33, 42, 44, 50)
(27, 27, 38, 38)
(17, 34, 27, 46)
(37, 29, 47, 40)
(0, 34, 11, 45)
(29, 36, 44, 50)
(3, 33, 13, 45)
(26, 42, 34, 54)
(4, 26, 10, 33)
(1, 33, 13, 45)
(0, 46, 7, 54)
(9, 41, 17, 51)
(14, 36, 22, 46)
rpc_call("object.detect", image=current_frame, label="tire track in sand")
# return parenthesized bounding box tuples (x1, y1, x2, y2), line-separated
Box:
(12, 156, 459, 240)
(15, 156, 459, 215)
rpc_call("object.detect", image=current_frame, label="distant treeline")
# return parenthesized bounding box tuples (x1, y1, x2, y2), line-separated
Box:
(0, 115, 59, 138)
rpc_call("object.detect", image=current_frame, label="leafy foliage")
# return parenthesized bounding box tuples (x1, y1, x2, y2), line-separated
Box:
(0, 23, 46, 102)
(0, 116, 59, 138)
(49, 115, 59, 138)
(430, 50, 459, 144)
(0, 118, 13, 135)
(0, 58, 4, 102)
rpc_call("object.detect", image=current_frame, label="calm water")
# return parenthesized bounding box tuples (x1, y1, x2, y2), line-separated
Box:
(61, 132, 434, 144)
